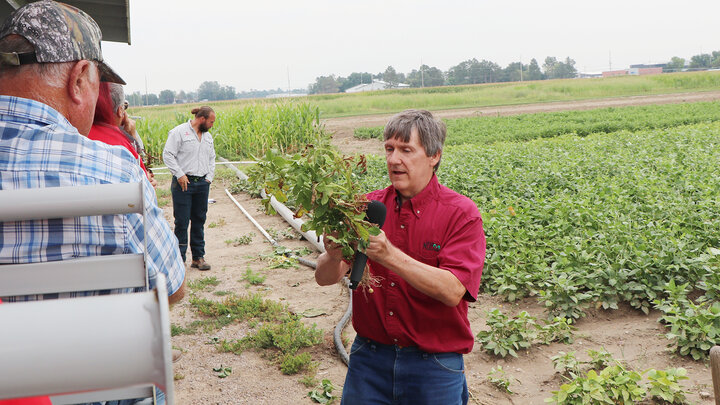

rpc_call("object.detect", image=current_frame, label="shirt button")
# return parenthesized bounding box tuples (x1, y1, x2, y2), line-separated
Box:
(389, 311, 394, 316)
(417, 210, 420, 214)
(390, 282, 395, 287)
(400, 225, 405, 229)
(394, 338, 398, 343)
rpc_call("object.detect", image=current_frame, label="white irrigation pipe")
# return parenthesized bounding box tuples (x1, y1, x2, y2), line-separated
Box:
(224, 189, 319, 269)
(224, 189, 276, 245)
(218, 156, 325, 253)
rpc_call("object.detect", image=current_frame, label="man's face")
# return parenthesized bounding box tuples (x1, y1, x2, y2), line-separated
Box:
(199, 113, 216, 133)
(384, 128, 440, 201)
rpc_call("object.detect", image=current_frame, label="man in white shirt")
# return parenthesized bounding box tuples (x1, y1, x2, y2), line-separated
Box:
(162, 106, 216, 270)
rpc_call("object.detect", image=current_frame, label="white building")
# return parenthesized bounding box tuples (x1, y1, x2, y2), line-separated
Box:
(345, 80, 410, 93)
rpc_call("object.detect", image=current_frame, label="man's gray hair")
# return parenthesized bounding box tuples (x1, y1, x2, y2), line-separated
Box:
(0, 34, 71, 88)
(383, 109, 446, 171)
(108, 82, 125, 112)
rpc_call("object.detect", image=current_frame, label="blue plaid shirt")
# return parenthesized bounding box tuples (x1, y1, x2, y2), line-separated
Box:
(0, 96, 185, 301)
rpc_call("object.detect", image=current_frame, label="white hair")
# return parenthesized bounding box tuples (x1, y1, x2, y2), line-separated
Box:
(108, 82, 125, 111)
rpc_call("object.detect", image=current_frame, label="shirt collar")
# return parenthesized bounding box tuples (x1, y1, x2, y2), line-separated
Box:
(394, 173, 439, 218)
(0, 95, 72, 129)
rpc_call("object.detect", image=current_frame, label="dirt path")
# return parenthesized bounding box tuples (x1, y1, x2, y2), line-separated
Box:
(168, 92, 718, 404)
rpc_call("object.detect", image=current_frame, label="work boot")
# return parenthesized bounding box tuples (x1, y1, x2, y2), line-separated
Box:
(191, 257, 211, 271)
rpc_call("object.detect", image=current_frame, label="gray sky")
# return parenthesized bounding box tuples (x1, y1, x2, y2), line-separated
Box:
(102, 0, 720, 95)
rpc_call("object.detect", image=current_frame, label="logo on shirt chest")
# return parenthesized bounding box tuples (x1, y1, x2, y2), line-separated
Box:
(423, 241, 442, 252)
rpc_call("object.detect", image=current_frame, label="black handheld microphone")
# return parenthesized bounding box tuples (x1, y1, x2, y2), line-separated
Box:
(349, 200, 387, 290)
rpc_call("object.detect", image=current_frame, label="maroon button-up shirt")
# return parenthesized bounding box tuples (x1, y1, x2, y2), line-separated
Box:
(352, 174, 486, 354)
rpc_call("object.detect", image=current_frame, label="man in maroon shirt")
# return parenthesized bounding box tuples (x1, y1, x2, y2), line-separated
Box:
(316, 109, 486, 404)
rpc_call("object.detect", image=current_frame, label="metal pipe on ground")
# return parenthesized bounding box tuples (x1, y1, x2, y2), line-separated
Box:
(224, 189, 317, 269)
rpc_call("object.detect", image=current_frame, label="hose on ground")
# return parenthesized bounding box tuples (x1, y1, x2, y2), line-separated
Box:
(334, 278, 352, 365)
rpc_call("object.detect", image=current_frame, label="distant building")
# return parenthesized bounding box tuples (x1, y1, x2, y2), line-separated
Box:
(602, 66, 663, 78)
(602, 69, 630, 78)
(345, 80, 410, 93)
(628, 67, 663, 76)
(577, 71, 603, 78)
(630, 63, 667, 69)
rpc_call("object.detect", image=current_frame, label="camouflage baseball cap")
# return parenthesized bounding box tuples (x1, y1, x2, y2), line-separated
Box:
(0, 0, 125, 84)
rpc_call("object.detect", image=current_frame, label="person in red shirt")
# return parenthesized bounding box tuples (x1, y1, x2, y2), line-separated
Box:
(88, 82, 157, 187)
(315, 109, 485, 405)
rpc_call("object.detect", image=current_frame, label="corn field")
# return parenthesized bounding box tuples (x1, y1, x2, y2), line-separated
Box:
(136, 102, 325, 166)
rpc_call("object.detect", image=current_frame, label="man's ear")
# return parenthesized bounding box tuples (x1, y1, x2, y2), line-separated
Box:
(67, 60, 97, 104)
(430, 151, 441, 168)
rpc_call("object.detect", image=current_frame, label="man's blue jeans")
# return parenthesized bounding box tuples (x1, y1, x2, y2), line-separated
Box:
(341, 336, 468, 405)
(171, 176, 209, 262)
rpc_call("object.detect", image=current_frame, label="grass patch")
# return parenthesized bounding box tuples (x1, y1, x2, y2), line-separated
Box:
(170, 323, 194, 336)
(213, 167, 241, 183)
(187, 293, 322, 375)
(188, 276, 221, 292)
(208, 218, 226, 228)
(219, 317, 322, 375)
(190, 293, 287, 323)
(155, 186, 172, 208)
(242, 267, 266, 285)
(225, 232, 255, 246)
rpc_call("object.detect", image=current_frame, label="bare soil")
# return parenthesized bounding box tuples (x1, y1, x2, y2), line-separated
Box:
(168, 91, 720, 404)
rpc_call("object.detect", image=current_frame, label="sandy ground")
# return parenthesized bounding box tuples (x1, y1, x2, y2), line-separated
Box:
(167, 91, 720, 404)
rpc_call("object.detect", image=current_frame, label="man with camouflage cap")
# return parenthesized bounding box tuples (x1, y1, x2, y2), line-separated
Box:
(0, 1, 186, 305)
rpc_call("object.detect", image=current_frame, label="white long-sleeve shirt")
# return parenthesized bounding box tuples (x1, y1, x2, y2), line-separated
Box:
(162, 121, 216, 182)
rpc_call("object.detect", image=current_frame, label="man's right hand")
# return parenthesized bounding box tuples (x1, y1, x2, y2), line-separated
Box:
(177, 175, 189, 191)
(322, 233, 345, 262)
(315, 233, 350, 286)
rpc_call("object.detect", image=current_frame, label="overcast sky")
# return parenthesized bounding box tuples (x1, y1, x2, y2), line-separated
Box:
(102, 0, 720, 95)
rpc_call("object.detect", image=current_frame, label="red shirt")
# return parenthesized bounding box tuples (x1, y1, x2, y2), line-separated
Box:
(88, 123, 149, 177)
(352, 174, 486, 354)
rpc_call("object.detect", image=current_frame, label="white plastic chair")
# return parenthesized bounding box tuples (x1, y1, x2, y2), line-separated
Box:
(0, 183, 174, 404)
(0, 275, 174, 403)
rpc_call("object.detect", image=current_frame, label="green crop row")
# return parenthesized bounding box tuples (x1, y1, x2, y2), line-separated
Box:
(137, 102, 326, 165)
(358, 122, 720, 357)
(355, 101, 720, 145)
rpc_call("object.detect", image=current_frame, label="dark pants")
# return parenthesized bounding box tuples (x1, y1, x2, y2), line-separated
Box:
(171, 176, 209, 262)
(341, 336, 468, 405)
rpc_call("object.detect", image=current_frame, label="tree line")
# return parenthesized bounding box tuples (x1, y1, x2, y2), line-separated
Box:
(665, 51, 720, 72)
(126, 50, 720, 106)
(309, 56, 576, 94)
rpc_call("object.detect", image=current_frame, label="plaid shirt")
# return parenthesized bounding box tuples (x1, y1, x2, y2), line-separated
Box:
(0, 95, 185, 301)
